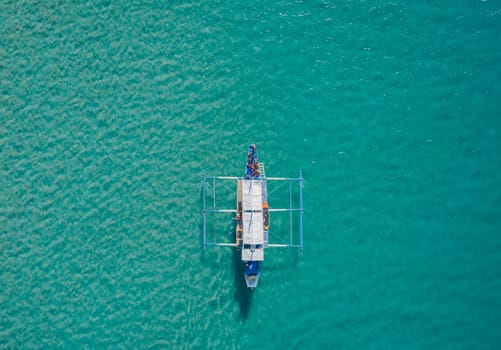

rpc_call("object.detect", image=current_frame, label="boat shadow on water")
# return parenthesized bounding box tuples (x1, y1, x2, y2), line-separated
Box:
(232, 248, 252, 320)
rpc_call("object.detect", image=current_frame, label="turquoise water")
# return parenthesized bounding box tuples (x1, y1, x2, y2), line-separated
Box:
(1, 0, 501, 348)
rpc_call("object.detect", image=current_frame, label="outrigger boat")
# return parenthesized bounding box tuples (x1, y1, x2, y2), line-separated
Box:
(201, 144, 303, 290)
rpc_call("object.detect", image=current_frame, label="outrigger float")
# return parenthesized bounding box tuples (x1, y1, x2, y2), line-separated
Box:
(201, 144, 304, 290)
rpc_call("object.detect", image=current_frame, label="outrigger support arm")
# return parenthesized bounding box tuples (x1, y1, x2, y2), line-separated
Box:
(204, 242, 238, 247)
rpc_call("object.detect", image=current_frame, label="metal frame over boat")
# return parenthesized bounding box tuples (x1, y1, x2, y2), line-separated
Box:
(201, 144, 304, 289)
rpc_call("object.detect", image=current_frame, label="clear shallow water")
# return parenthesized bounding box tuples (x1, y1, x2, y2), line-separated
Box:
(1, 1, 501, 348)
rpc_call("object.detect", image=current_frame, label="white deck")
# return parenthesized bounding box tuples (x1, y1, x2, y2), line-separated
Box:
(241, 179, 264, 261)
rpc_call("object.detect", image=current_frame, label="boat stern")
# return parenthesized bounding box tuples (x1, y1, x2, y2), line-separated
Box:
(244, 261, 260, 289)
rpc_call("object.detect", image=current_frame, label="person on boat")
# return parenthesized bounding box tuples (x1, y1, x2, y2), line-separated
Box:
(251, 163, 259, 177)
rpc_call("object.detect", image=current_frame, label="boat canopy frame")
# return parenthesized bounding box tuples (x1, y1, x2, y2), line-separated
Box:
(201, 171, 304, 251)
